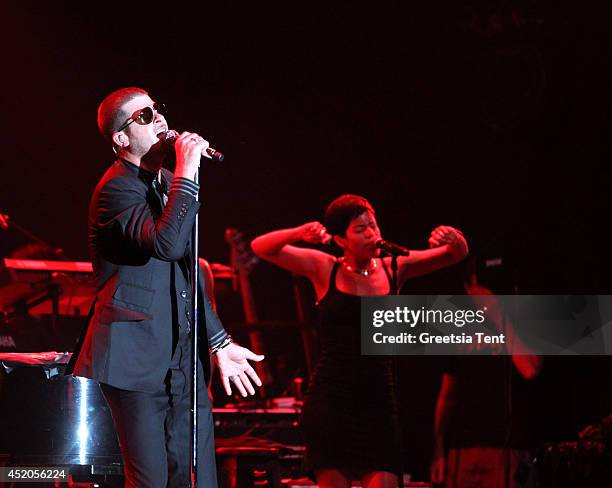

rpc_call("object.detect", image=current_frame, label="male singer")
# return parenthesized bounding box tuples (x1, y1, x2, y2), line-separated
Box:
(71, 87, 264, 487)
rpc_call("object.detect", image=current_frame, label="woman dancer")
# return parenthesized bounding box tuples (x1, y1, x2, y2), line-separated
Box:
(251, 194, 468, 488)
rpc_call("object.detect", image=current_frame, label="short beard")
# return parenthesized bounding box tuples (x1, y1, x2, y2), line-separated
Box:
(140, 141, 167, 170)
(119, 138, 167, 172)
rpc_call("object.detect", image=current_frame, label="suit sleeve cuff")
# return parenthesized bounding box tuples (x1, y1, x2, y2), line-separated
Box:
(208, 330, 229, 349)
(171, 177, 200, 197)
(209, 333, 232, 354)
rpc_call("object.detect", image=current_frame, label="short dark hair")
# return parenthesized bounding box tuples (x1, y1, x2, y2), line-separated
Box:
(97, 87, 148, 141)
(324, 194, 375, 236)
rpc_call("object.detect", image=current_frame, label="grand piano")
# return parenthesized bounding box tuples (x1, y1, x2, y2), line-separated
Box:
(0, 259, 123, 484)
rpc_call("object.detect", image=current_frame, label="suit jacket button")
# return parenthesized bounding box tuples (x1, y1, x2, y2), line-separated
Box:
(181, 290, 188, 299)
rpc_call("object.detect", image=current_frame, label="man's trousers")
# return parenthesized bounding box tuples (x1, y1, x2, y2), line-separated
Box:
(101, 331, 218, 488)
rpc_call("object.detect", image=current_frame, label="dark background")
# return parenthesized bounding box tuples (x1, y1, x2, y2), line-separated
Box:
(1, 1, 611, 479)
(2, 1, 611, 291)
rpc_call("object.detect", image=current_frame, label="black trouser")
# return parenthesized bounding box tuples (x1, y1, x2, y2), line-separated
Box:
(101, 331, 217, 488)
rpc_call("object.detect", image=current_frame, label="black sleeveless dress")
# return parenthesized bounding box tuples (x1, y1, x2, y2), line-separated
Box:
(300, 260, 402, 477)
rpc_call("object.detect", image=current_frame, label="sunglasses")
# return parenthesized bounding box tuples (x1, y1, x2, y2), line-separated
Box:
(116, 102, 167, 133)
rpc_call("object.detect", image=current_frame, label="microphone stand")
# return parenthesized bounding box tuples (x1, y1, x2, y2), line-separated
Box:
(190, 168, 202, 488)
(390, 255, 399, 296)
(382, 248, 407, 295)
(387, 251, 401, 484)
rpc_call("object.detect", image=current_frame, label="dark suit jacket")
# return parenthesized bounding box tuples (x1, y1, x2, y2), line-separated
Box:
(72, 159, 226, 393)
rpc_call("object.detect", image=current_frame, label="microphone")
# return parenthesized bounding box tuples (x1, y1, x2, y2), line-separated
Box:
(159, 130, 224, 162)
(376, 239, 410, 256)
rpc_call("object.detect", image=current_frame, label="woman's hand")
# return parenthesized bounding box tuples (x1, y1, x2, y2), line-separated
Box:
(428, 225, 468, 260)
(298, 221, 332, 245)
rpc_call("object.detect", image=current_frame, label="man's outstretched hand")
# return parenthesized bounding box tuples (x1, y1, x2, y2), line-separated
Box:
(215, 343, 265, 397)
